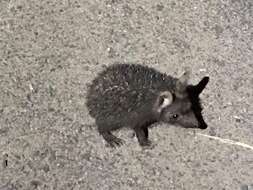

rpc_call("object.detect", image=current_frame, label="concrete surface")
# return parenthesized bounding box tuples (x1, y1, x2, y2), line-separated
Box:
(0, 0, 252, 189)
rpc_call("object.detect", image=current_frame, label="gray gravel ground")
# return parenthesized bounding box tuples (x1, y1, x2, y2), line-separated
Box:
(0, 0, 253, 189)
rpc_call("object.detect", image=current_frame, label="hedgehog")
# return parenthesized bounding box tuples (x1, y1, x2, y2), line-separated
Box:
(86, 63, 209, 147)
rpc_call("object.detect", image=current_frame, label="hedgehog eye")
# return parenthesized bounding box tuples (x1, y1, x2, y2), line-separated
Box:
(171, 114, 179, 119)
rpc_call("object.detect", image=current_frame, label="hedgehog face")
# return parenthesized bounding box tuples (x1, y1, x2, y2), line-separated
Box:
(159, 96, 199, 128)
(158, 76, 209, 129)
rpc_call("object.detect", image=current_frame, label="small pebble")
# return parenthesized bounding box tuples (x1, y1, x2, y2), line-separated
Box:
(2, 153, 8, 168)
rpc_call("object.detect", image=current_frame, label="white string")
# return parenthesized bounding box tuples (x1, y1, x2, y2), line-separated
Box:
(197, 133, 253, 151)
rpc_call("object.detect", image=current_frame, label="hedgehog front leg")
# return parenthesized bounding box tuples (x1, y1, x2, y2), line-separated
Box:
(134, 127, 151, 146)
(143, 127, 149, 139)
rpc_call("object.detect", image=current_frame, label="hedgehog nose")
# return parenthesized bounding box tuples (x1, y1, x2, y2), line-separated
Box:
(199, 123, 208, 129)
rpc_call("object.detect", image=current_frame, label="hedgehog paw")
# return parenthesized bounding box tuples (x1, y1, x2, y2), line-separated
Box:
(101, 131, 125, 148)
(140, 139, 152, 147)
(109, 137, 124, 148)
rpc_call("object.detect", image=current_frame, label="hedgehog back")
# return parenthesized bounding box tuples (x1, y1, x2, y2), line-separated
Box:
(86, 64, 176, 120)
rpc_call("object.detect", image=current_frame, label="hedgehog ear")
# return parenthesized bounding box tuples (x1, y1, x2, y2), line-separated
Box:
(157, 91, 173, 113)
(176, 70, 190, 97)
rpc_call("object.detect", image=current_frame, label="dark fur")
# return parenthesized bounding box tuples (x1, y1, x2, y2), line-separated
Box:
(86, 63, 209, 147)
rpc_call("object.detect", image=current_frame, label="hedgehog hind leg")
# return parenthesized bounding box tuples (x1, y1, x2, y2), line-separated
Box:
(97, 121, 124, 147)
(100, 131, 124, 147)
